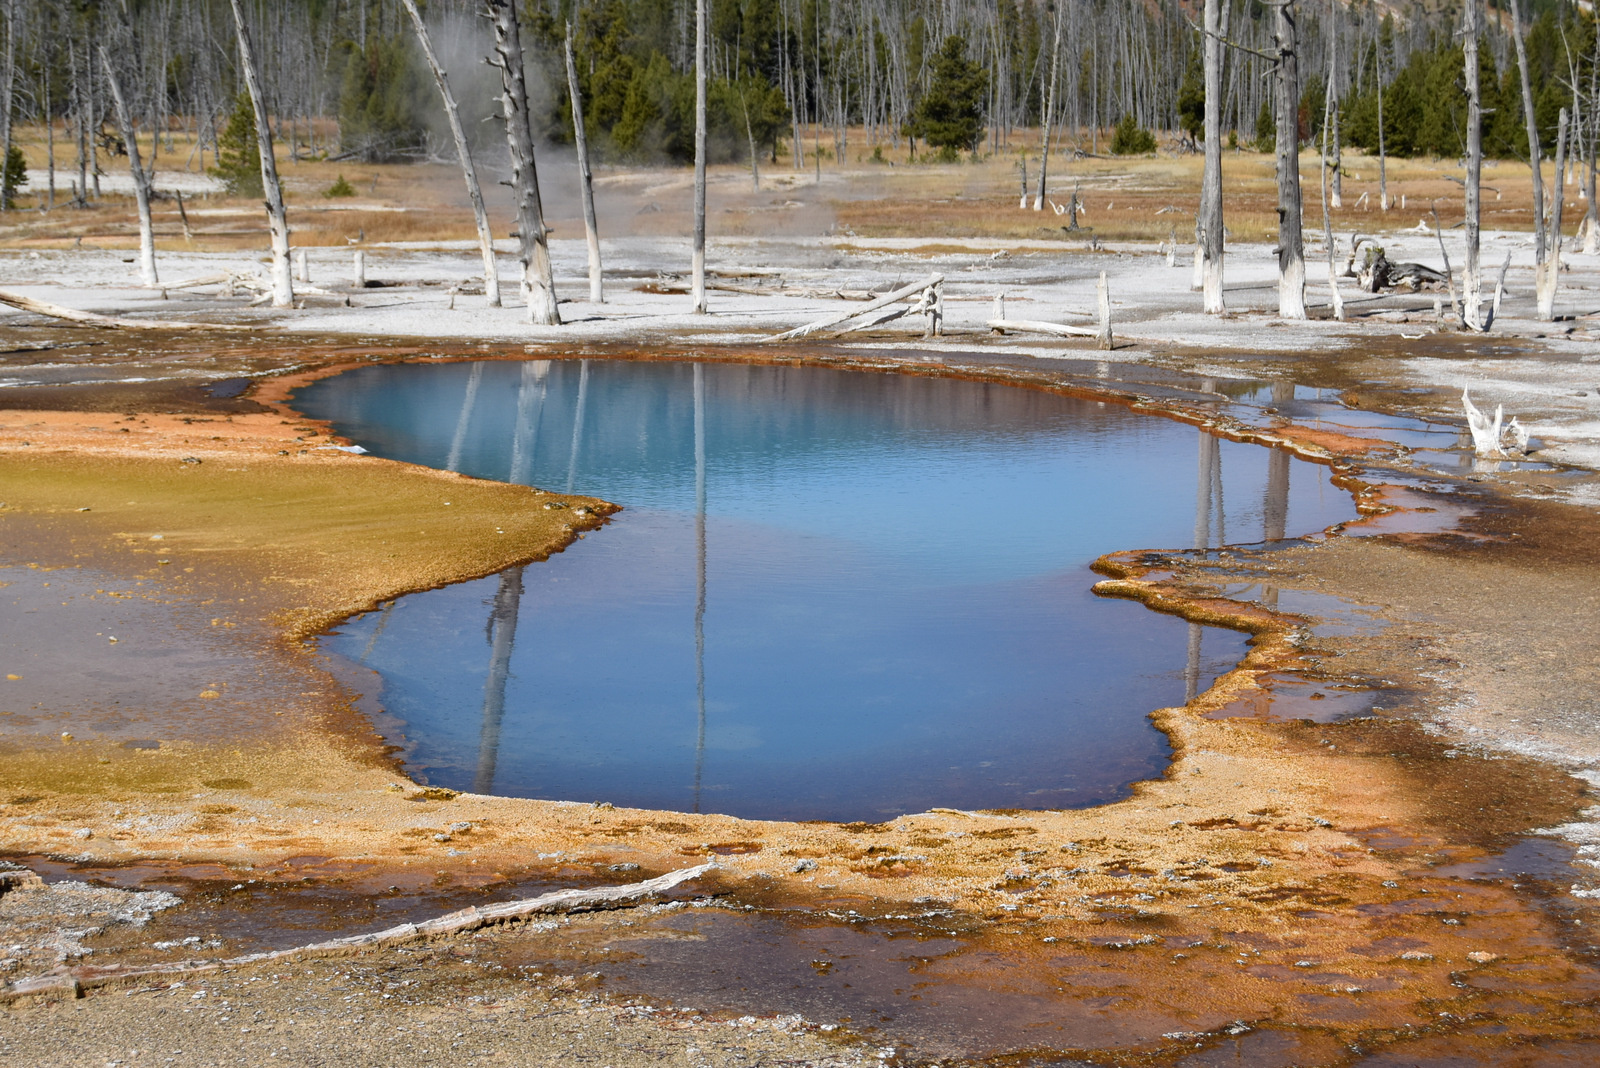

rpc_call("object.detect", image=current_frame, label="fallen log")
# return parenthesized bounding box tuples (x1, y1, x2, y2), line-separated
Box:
(987, 272, 1113, 349)
(0, 289, 256, 332)
(0, 862, 715, 1004)
(765, 273, 943, 341)
(985, 317, 1100, 338)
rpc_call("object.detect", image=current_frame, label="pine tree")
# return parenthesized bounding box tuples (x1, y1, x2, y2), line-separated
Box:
(210, 92, 263, 198)
(909, 36, 988, 155)
(1111, 113, 1157, 155)
(337, 36, 431, 162)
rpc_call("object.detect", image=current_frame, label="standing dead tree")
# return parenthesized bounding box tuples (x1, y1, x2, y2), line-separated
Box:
(691, 0, 708, 314)
(486, 0, 559, 326)
(565, 24, 604, 303)
(1271, 0, 1306, 319)
(98, 45, 158, 287)
(226, 0, 292, 308)
(1509, 0, 1552, 320)
(1197, 0, 1227, 313)
(0, 0, 15, 213)
(1319, 50, 1343, 321)
(1461, 0, 1486, 331)
(1035, 2, 1062, 211)
(1541, 108, 1569, 320)
(401, 0, 500, 308)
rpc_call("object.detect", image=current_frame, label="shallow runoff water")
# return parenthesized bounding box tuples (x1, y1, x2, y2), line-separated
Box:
(295, 359, 1353, 822)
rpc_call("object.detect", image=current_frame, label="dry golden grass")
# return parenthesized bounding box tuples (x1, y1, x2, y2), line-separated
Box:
(1, 121, 1582, 250)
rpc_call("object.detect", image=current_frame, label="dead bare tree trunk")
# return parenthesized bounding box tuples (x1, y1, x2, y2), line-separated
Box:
(226, 0, 292, 308)
(1377, 50, 1388, 210)
(691, 0, 708, 313)
(1510, 0, 1547, 290)
(1272, 0, 1306, 319)
(1539, 108, 1568, 319)
(0, 0, 15, 213)
(564, 26, 604, 303)
(1035, 4, 1061, 211)
(487, 0, 560, 326)
(1319, 65, 1342, 321)
(1327, 28, 1341, 209)
(401, 0, 500, 307)
(1462, 0, 1485, 330)
(1587, 33, 1600, 255)
(98, 50, 158, 287)
(1199, 0, 1226, 313)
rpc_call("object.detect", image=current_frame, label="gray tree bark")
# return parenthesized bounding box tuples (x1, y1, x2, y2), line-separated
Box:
(401, 0, 501, 307)
(691, 0, 708, 313)
(1462, 0, 1485, 329)
(1538, 108, 1568, 319)
(487, 0, 560, 326)
(0, 0, 15, 213)
(99, 48, 158, 286)
(1199, 0, 1226, 312)
(1510, 0, 1547, 270)
(565, 26, 604, 303)
(226, 0, 293, 307)
(1272, 0, 1306, 319)
(1035, 4, 1061, 211)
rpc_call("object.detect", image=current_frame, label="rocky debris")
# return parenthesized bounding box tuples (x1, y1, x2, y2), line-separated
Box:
(0, 865, 179, 981)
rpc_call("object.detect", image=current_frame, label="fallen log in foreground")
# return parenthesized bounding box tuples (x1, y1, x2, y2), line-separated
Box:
(0, 289, 256, 332)
(765, 273, 943, 341)
(1, 862, 716, 1003)
(988, 272, 1114, 349)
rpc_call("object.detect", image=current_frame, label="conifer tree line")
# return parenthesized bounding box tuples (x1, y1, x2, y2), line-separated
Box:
(0, 0, 1595, 187)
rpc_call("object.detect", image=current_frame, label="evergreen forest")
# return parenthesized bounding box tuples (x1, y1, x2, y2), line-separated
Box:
(0, 0, 1594, 180)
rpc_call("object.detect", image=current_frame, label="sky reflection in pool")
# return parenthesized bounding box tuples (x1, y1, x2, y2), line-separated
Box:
(297, 360, 1354, 821)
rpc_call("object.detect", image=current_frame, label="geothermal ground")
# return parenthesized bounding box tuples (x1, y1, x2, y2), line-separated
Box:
(4, 149, 1600, 1065)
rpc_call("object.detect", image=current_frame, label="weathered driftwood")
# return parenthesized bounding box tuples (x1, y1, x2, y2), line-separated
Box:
(1462, 387, 1504, 457)
(0, 863, 715, 1004)
(1345, 238, 1448, 292)
(987, 274, 1112, 349)
(0, 289, 253, 331)
(766, 273, 943, 341)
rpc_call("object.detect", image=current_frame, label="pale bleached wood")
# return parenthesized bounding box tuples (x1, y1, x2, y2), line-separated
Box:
(401, 0, 501, 308)
(766, 274, 943, 341)
(564, 25, 604, 303)
(0, 863, 715, 1004)
(226, 0, 293, 308)
(0, 289, 253, 331)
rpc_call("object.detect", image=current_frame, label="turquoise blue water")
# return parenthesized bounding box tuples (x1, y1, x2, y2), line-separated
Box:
(296, 359, 1353, 821)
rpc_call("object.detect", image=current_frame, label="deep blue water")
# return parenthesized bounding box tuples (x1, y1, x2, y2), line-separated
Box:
(296, 359, 1353, 822)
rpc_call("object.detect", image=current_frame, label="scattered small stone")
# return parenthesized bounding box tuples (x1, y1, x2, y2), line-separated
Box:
(1467, 951, 1498, 964)
(199, 690, 220, 699)
(73, 828, 93, 840)
(1400, 950, 1434, 961)
(792, 859, 818, 873)
(448, 821, 473, 833)
(181, 457, 202, 464)
(609, 863, 641, 873)
(433, 833, 452, 843)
